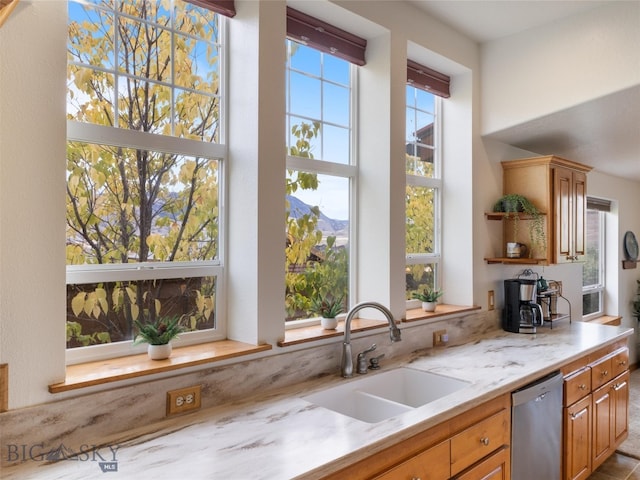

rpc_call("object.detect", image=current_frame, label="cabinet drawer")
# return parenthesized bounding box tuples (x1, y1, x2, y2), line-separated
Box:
(454, 446, 510, 480)
(611, 348, 629, 378)
(564, 367, 591, 406)
(373, 440, 450, 480)
(451, 409, 510, 475)
(590, 356, 613, 390)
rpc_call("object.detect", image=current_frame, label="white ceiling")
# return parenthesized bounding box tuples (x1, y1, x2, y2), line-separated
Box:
(407, 0, 640, 182)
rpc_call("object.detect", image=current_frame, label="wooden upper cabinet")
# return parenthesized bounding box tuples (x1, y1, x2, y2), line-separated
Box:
(502, 156, 592, 264)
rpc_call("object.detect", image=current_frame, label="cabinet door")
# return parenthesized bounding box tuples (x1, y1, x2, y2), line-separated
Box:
(592, 384, 613, 471)
(572, 170, 586, 257)
(373, 440, 449, 480)
(612, 371, 630, 448)
(554, 166, 573, 263)
(554, 166, 587, 263)
(564, 394, 592, 480)
(454, 446, 510, 480)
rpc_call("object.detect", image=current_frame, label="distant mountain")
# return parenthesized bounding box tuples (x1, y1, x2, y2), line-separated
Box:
(287, 195, 349, 237)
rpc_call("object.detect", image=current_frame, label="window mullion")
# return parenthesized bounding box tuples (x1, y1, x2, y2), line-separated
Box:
(286, 155, 356, 178)
(67, 121, 225, 159)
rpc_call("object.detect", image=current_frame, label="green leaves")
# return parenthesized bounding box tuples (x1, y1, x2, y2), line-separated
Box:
(412, 287, 443, 302)
(71, 288, 108, 319)
(133, 315, 185, 346)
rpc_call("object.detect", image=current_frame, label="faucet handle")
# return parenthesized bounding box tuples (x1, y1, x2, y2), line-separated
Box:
(356, 344, 376, 374)
(369, 353, 385, 370)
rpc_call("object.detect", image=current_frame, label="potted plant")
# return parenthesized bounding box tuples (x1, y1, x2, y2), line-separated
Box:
(133, 315, 185, 360)
(632, 280, 640, 319)
(412, 287, 443, 312)
(493, 193, 546, 258)
(309, 294, 344, 330)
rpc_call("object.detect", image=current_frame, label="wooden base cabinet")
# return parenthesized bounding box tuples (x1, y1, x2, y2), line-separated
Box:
(325, 394, 511, 480)
(562, 343, 629, 480)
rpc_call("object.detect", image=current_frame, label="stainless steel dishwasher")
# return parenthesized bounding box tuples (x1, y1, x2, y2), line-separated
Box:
(511, 370, 564, 480)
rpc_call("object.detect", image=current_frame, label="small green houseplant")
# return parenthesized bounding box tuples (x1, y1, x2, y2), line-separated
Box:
(412, 287, 443, 312)
(493, 194, 546, 258)
(309, 294, 344, 329)
(133, 315, 185, 360)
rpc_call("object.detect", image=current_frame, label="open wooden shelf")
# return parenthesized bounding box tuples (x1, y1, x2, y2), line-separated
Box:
(484, 257, 549, 265)
(485, 212, 547, 221)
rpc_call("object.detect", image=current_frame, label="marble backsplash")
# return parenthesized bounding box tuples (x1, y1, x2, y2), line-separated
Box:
(0, 310, 499, 467)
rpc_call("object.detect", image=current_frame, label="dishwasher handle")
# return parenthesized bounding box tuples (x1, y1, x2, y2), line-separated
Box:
(512, 371, 563, 406)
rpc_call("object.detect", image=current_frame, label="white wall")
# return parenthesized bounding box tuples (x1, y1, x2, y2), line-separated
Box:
(0, 1, 68, 407)
(335, 0, 477, 307)
(589, 171, 640, 361)
(475, 0, 640, 364)
(481, 1, 640, 135)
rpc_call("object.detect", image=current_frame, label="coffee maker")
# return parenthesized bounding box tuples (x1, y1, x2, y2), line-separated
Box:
(503, 278, 544, 334)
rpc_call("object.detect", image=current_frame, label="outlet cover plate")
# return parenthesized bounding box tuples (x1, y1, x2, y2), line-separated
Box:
(166, 385, 202, 416)
(488, 290, 495, 311)
(433, 330, 448, 347)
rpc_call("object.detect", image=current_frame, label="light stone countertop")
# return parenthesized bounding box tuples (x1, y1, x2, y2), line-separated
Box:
(2, 321, 634, 480)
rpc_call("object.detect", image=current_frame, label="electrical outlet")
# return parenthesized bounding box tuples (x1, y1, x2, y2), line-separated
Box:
(433, 329, 448, 347)
(166, 385, 202, 416)
(488, 290, 495, 311)
(0, 363, 8, 413)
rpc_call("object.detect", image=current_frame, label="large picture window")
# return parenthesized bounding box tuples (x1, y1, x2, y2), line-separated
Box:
(66, 0, 225, 362)
(582, 198, 609, 318)
(284, 39, 356, 325)
(405, 82, 441, 302)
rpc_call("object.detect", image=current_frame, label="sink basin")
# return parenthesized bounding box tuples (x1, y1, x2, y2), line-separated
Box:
(303, 368, 470, 423)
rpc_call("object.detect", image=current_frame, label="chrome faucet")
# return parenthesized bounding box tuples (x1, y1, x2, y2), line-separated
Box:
(341, 301, 401, 378)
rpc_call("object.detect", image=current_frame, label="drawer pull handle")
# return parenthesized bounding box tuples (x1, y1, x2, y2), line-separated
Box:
(411, 477, 421, 480)
(578, 384, 587, 390)
(618, 360, 627, 366)
(480, 437, 490, 446)
(601, 370, 608, 377)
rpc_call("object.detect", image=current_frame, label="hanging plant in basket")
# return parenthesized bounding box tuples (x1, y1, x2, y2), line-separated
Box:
(493, 194, 546, 258)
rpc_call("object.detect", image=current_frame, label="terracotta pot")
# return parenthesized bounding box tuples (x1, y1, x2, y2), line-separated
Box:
(147, 343, 172, 360)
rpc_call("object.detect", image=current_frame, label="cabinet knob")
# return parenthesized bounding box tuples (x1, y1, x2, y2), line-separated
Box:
(618, 360, 627, 366)
(411, 477, 421, 480)
(480, 437, 490, 446)
(601, 370, 608, 377)
(579, 384, 587, 390)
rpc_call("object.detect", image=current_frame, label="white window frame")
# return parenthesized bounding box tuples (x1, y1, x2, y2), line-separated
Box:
(65, 3, 228, 364)
(405, 89, 442, 309)
(582, 207, 605, 320)
(285, 41, 358, 329)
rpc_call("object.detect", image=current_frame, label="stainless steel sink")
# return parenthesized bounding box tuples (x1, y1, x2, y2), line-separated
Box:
(303, 368, 470, 423)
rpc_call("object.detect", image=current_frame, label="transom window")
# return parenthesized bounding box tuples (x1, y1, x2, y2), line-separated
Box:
(66, 0, 225, 362)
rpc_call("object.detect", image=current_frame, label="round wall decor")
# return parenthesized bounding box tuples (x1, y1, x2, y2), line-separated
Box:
(623, 231, 638, 261)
